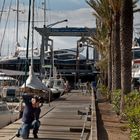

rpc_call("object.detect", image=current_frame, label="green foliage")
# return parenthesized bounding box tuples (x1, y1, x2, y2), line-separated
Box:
(98, 84, 108, 98)
(112, 89, 121, 115)
(111, 90, 140, 139)
(124, 91, 140, 140)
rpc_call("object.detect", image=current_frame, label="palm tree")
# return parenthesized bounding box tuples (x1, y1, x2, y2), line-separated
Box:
(87, 0, 113, 90)
(87, 0, 140, 114)
(89, 22, 109, 85)
(88, 0, 122, 91)
(120, 0, 133, 113)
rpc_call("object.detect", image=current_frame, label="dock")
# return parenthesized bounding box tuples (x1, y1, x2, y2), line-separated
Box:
(0, 90, 97, 140)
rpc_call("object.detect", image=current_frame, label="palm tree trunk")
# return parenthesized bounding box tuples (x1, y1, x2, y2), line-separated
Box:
(112, 12, 121, 90)
(108, 31, 112, 101)
(120, 0, 133, 114)
(108, 32, 112, 90)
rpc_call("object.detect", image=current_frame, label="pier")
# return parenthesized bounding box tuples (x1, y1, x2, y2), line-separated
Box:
(0, 90, 97, 140)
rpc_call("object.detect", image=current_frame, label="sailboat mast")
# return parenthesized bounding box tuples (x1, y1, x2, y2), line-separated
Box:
(39, 0, 47, 79)
(16, 0, 19, 44)
(14, 0, 20, 57)
(24, 0, 31, 86)
(44, 0, 46, 26)
(31, 0, 35, 68)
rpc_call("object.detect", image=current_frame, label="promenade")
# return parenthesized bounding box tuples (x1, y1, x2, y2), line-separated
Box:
(0, 90, 97, 140)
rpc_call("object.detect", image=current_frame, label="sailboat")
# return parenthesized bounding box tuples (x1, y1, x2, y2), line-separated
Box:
(20, 0, 50, 101)
(42, 55, 66, 98)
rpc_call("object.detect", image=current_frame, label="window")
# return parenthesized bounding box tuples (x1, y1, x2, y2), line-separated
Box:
(7, 89, 16, 97)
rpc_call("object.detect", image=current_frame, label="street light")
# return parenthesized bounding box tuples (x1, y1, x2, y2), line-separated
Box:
(46, 19, 68, 28)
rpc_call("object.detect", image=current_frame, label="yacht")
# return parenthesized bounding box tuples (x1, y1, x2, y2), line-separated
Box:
(0, 48, 97, 87)
(42, 77, 65, 99)
(132, 45, 140, 78)
(132, 38, 140, 89)
(45, 47, 85, 60)
(0, 48, 85, 72)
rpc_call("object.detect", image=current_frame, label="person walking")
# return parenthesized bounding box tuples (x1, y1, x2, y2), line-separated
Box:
(86, 81, 91, 95)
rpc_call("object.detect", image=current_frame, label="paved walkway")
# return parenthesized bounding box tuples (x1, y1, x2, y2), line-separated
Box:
(0, 90, 97, 140)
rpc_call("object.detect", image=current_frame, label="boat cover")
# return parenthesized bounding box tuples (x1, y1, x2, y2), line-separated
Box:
(21, 66, 48, 91)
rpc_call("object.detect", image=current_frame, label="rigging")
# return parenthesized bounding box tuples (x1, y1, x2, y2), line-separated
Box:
(0, 0, 13, 56)
(0, 0, 6, 23)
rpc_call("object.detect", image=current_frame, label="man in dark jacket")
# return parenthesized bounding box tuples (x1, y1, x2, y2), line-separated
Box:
(16, 94, 42, 139)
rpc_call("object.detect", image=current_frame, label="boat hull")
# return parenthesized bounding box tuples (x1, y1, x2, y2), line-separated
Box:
(0, 103, 19, 128)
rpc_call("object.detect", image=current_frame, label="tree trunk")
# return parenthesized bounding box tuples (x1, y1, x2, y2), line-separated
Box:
(120, 0, 133, 114)
(112, 12, 121, 90)
(108, 31, 112, 101)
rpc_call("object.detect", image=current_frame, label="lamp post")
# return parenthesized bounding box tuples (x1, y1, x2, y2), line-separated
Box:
(46, 19, 68, 28)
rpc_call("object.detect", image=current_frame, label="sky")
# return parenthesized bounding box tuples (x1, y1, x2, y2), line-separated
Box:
(0, 0, 140, 57)
(0, 0, 95, 57)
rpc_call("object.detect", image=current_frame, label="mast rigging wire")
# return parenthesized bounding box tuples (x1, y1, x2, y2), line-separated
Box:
(0, 0, 13, 56)
(0, 0, 6, 23)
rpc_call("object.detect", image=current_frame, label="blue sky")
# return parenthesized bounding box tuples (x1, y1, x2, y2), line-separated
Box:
(17, 0, 89, 10)
(2, 0, 89, 11)
(45, 0, 89, 10)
